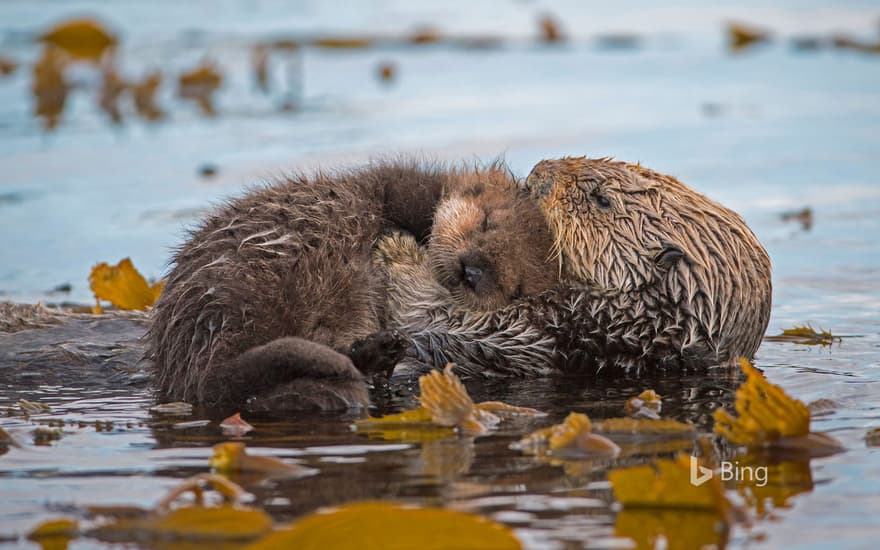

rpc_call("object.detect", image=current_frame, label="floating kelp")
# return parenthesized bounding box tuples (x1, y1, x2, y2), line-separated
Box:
(245, 501, 521, 550)
(210, 442, 316, 477)
(727, 21, 771, 52)
(713, 359, 844, 455)
(40, 18, 117, 62)
(31, 46, 69, 131)
(615, 508, 729, 550)
(596, 417, 695, 436)
(221, 412, 254, 437)
(765, 326, 838, 346)
(624, 389, 662, 419)
(512, 412, 620, 459)
(355, 364, 544, 440)
(609, 454, 736, 521)
(178, 63, 223, 116)
(94, 474, 272, 542)
(89, 258, 164, 313)
(0, 55, 17, 76)
(865, 428, 880, 447)
(130, 71, 164, 121)
(735, 454, 814, 517)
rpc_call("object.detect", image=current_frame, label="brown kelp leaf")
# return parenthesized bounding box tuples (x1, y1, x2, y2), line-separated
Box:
(246, 501, 521, 550)
(98, 61, 126, 124)
(596, 417, 696, 435)
(311, 37, 374, 49)
(727, 22, 770, 52)
(31, 46, 69, 131)
(538, 15, 565, 43)
(92, 473, 271, 542)
(615, 509, 728, 550)
(355, 365, 542, 440)
(40, 18, 117, 62)
(89, 258, 164, 312)
(624, 389, 662, 418)
(609, 454, 732, 515)
(765, 325, 837, 346)
(513, 412, 621, 458)
(407, 27, 443, 45)
(210, 442, 315, 477)
(0, 55, 17, 76)
(220, 412, 254, 437)
(377, 61, 396, 82)
(866, 428, 880, 447)
(713, 358, 844, 454)
(28, 518, 78, 539)
(736, 455, 814, 517)
(178, 63, 223, 116)
(781, 207, 813, 231)
(131, 71, 163, 121)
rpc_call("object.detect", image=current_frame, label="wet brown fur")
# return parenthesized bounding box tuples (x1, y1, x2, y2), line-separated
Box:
(146, 160, 557, 410)
(393, 157, 772, 376)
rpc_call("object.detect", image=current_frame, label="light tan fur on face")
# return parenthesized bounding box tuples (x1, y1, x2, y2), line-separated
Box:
(428, 169, 559, 312)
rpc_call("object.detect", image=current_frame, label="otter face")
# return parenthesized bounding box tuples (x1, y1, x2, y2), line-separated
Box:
(523, 157, 697, 292)
(430, 176, 559, 312)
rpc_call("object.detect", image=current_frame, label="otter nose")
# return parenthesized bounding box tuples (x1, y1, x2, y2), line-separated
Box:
(463, 264, 484, 290)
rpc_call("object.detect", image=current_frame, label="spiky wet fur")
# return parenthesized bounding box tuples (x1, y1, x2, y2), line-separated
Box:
(147, 160, 455, 408)
(146, 160, 548, 409)
(382, 157, 772, 376)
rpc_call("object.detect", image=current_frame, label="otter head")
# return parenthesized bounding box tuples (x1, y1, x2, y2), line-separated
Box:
(430, 169, 559, 312)
(524, 156, 705, 291)
(524, 156, 773, 360)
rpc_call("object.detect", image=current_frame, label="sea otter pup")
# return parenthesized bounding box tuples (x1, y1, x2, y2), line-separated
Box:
(147, 161, 558, 411)
(393, 157, 772, 376)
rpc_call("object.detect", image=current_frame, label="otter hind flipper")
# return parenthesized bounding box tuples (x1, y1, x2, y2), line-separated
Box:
(225, 337, 369, 411)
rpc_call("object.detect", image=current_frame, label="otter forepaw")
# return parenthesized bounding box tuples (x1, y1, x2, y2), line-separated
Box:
(349, 329, 409, 383)
(374, 231, 425, 268)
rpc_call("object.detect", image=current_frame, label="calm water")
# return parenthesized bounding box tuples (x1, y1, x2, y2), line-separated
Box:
(1, 1, 879, 548)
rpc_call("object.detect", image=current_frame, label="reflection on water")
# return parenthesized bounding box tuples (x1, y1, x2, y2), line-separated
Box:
(2, 0, 880, 548)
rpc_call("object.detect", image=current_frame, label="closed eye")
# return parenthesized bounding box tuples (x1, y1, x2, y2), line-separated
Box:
(592, 192, 611, 209)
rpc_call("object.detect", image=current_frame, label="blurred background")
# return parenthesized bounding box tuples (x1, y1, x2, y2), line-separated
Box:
(0, 0, 878, 318)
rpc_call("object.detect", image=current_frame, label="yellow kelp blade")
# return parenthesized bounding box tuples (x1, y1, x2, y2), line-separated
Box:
(245, 501, 521, 550)
(713, 359, 844, 454)
(736, 455, 814, 517)
(513, 412, 620, 458)
(765, 326, 836, 346)
(40, 18, 117, 61)
(609, 454, 730, 515)
(210, 442, 315, 477)
(89, 258, 164, 311)
(615, 508, 728, 550)
(596, 417, 696, 436)
(356, 364, 536, 439)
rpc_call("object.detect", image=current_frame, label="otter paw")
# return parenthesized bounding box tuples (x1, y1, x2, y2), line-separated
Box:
(349, 329, 409, 382)
(374, 231, 425, 268)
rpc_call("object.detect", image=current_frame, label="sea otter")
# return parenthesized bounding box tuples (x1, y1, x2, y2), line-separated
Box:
(146, 161, 559, 411)
(390, 157, 772, 376)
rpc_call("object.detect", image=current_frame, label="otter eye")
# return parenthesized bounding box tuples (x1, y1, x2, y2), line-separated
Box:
(592, 192, 611, 209)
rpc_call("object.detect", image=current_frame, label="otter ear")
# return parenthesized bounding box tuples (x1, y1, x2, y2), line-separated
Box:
(654, 242, 686, 269)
